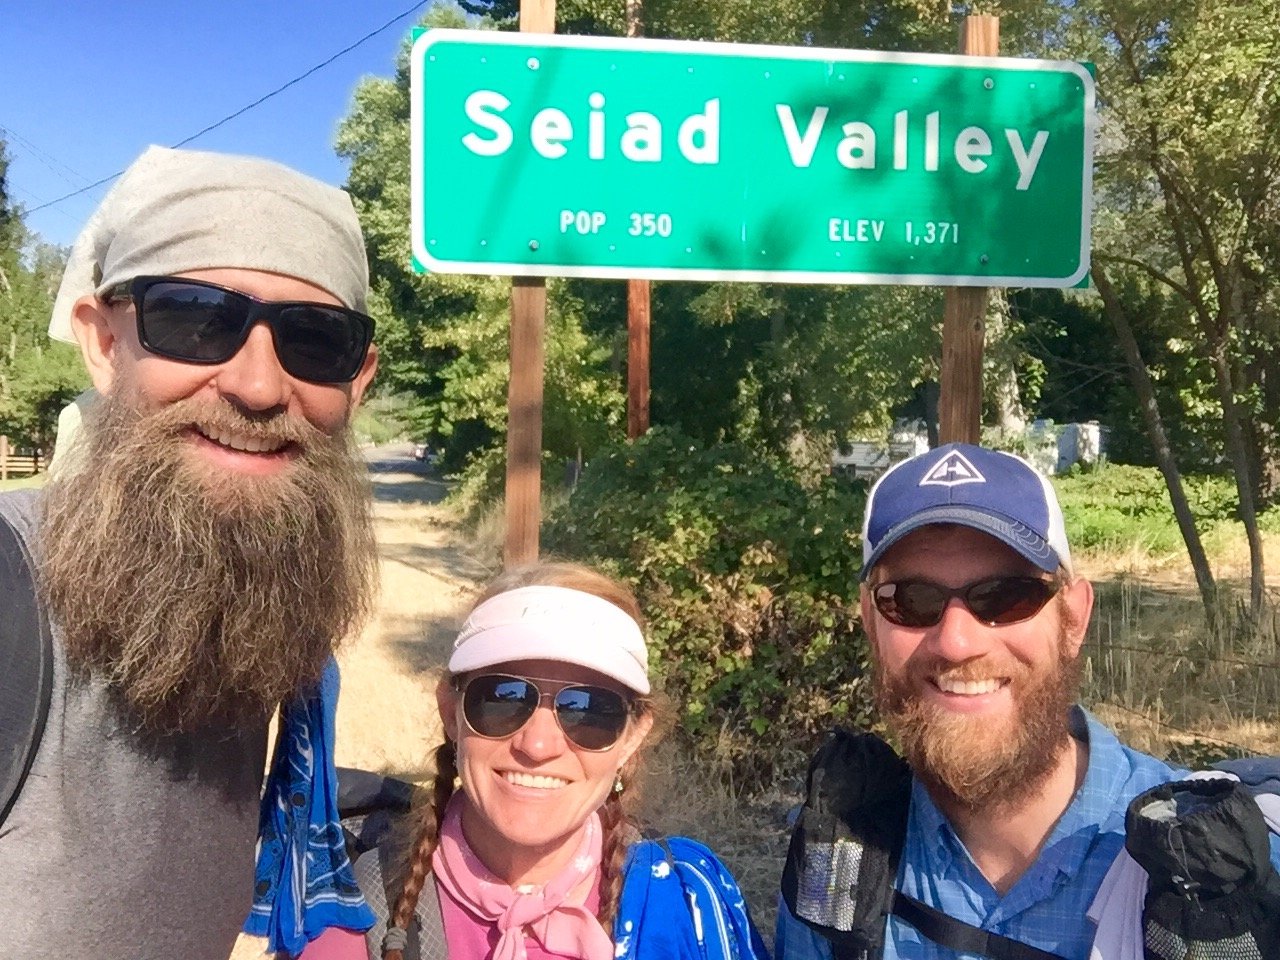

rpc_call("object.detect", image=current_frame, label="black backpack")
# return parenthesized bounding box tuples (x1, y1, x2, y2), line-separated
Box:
(0, 514, 55, 829)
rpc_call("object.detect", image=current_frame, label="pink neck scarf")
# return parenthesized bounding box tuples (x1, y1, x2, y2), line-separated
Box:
(431, 794, 614, 960)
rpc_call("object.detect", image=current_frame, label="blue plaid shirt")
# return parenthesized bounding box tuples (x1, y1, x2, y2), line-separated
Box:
(775, 709, 1178, 960)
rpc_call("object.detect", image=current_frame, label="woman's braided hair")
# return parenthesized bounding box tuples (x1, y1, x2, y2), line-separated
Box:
(383, 739, 458, 960)
(383, 561, 660, 956)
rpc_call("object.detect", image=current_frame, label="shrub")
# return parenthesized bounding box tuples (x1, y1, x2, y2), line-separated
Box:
(1260, 509, 1280, 535)
(1053, 465, 1241, 555)
(1165, 738, 1247, 769)
(544, 428, 872, 780)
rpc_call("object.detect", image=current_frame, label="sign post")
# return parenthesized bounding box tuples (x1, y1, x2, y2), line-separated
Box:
(411, 30, 1094, 287)
(626, 0, 652, 440)
(504, 0, 555, 568)
(626, 278, 651, 438)
(939, 15, 999, 445)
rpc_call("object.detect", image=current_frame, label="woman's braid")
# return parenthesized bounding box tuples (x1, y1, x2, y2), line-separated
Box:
(383, 740, 457, 960)
(595, 788, 635, 933)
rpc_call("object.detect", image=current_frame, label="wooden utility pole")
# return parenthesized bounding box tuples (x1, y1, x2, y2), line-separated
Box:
(627, 279, 651, 438)
(625, 0, 651, 439)
(504, 0, 556, 568)
(938, 14, 999, 445)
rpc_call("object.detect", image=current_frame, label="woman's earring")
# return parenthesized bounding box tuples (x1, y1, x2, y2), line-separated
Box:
(613, 772, 625, 795)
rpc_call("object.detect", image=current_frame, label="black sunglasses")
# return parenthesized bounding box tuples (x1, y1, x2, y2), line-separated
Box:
(105, 275, 374, 384)
(871, 576, 1060, 628)
(460, 673, 634, 752)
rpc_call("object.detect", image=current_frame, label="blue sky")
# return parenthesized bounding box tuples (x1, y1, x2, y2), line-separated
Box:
(2, 1, 432, 248)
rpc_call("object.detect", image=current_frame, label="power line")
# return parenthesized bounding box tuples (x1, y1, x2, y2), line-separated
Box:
(23, 0, 430, 216)
(169, 0, 431, 149)
(4, 183, 83, 224)
(0, 125, 93, 189)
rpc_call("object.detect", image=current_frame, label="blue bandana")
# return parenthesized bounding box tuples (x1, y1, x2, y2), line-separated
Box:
(244, 657, 374, 955)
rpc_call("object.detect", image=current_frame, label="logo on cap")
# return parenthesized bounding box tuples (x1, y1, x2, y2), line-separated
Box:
(919, 450, 986, 488)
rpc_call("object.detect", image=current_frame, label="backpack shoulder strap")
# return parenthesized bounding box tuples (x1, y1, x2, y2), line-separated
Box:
(891, 894, 1067, 960)
(781, 728, 913, 960)
(415, 876, 446, 960)
(0, 512, 53, 829)
(629, 835, 769, 960)
(685, 837, 771, 960)
(352, 838, 447, 960)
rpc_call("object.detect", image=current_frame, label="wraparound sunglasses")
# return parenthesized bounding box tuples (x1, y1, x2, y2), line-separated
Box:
(104, 275, 374, 384)
(459, 673, 636, 752)
(871, 575, 1060, 628)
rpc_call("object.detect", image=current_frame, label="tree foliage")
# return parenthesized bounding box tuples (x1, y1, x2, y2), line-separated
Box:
(336, 1, 1280, 637)
(544, 427, 871, 776)
(1062, 0, 1280, 611)
(350, 2, 1216, 482)
(0, 140, 87, 455)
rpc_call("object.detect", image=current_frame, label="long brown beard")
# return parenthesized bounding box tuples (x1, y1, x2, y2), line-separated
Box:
(874, 628, 1081, 813)
(38, 388, 378, 733)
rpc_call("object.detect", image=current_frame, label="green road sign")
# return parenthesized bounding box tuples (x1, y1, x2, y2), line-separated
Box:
(411, 30, 1095, 287)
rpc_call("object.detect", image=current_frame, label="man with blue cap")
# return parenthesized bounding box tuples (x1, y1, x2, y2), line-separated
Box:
(777, 444, 1280, 960)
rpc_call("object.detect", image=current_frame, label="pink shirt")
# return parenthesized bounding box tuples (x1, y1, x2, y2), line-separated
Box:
(437, 873, 604, 960)
(293, 926, 367, 960)
(292, 876, 603, 960)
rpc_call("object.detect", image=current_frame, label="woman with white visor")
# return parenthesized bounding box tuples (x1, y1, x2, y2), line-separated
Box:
(350, 562, 769, 960)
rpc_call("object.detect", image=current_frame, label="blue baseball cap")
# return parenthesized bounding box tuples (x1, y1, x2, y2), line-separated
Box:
(861, 443, 1072, 580)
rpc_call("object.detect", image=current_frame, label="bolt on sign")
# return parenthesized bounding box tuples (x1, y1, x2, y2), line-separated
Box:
(411, 29, 1095, 287)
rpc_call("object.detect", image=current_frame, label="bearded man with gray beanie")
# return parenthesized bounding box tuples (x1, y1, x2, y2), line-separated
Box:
(0, 146, 381, 958)
(777, 444, 1280, 960)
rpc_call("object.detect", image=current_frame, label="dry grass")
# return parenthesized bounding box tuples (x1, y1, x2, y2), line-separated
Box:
(0, 472, 46, 492)
(1077, 529, 1280, 760)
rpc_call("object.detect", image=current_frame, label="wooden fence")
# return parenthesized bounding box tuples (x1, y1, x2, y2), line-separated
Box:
(0, 435, 41, 480)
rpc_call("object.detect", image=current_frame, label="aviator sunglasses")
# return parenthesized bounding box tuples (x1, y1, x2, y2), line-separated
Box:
(105, 275, 375, 384)
(872, 576, 1060, 628)
(459, 673, 635, 752)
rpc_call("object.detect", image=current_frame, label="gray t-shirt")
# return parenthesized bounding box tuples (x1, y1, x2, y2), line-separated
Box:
(0, 490, 268, 959)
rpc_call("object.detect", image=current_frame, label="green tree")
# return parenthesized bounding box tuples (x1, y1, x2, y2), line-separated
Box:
(0, 141, 88, 457)
(532, 0, 1078, 460)
(1072, 0, 1280, 616)
(346, 0, 1280, 530)
(461, 0, 958, 48)
(1016, 286, 1223, 470)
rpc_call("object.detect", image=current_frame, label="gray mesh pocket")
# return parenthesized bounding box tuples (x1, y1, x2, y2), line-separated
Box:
(1145, 919, 1263, 960)
(796, 837, 864, 931)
